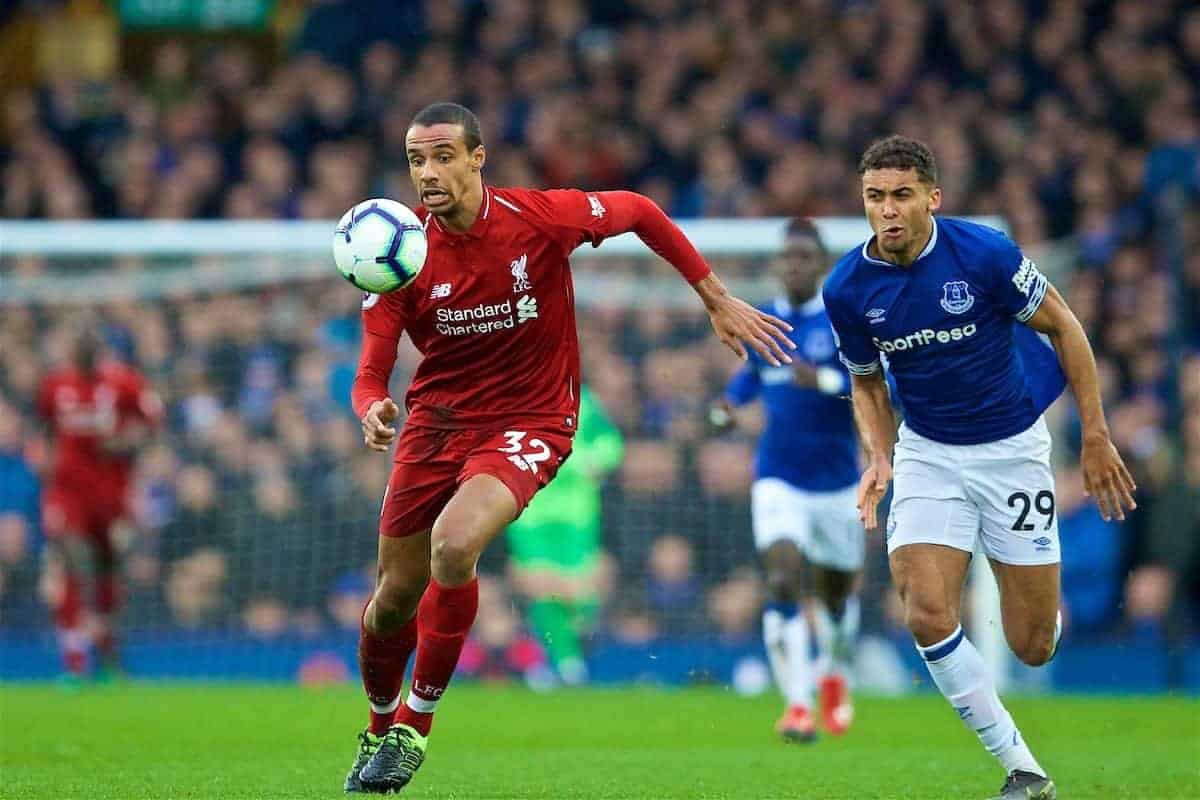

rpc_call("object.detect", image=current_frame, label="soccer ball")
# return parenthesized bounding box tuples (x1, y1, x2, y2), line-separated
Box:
(332, 199, 427, 293)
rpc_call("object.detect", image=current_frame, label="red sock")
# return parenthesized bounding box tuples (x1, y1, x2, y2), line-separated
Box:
(55, 574, 86, 675)
(96, 572, 120, 615)
(359, 606, 420, 735)
(395, 577, 479, 736)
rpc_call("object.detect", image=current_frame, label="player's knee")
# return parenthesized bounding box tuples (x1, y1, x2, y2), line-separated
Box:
(904, 600, 958, 645)
(764, 570, 799, 602)
(430, 532, 479, 580)
(372, 575, 423, 627)
(1012, 627, 1056, 667)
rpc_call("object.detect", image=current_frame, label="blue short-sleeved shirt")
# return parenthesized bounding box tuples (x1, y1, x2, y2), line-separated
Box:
(822, 217, 1066, 445)
(725, 296, 859, 492)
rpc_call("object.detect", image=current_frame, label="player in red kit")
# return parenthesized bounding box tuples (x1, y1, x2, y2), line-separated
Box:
(345, 103, 795, 794)
(36, 324, 162, 682)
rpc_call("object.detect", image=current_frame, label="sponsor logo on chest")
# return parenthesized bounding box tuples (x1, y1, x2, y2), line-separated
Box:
(434, 294, 538, 336)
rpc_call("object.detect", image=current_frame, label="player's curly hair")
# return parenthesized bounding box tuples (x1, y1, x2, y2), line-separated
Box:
(785, 217, 826, 251)
(411, 102, 484, 150)
(858, 135, 938, 185)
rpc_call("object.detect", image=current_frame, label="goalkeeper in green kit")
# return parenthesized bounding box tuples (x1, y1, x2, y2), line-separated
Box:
(506, 384, 624, 685)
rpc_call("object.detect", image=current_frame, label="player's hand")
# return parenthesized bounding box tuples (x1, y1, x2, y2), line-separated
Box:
(361, 398, 400, 452)
(791, 361, 819, 388)
(1080, 433, 1137, 522)
(708, 398, 736, 432)
(708, 297, 796, 366)
(856, 459, 892, 531)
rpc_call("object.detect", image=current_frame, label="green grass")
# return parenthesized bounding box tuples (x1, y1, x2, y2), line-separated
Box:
(2, 683, 1197, 799)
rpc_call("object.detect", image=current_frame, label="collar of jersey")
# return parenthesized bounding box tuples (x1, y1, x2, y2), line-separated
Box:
(860, 216, 939, 267)
(773, 294, 824, 318)
(427, 184, 494, 241)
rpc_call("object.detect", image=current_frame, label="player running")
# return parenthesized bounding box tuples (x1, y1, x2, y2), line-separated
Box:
(37, 322, 162, 682)
(345, 102, 795, 794)
(710, 218, 863, 742)
(823, 136, 1136, 800)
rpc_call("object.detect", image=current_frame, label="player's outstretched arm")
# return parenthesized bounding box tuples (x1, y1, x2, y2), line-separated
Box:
(557, 190, 796, 365)
(694, 274, 796, 366)
(1024, 283, 1137, 521)
(849, 370, 896, 531)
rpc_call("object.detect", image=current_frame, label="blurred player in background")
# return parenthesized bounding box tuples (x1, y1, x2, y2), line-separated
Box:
(346, 102, 795, 794)
(824, 136, 1137, 800)
(711, 219, 863, 743)
(36, 321, 162, 683)
(507, 383, 623, 687)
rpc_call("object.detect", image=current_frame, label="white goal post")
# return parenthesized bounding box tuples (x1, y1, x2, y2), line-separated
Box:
(0, 214, 1011, 689)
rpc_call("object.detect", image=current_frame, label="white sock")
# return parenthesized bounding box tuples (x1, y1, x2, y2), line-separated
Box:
(762, 607, 790, 703)
(763, 603, 812, 708)
(369, 694, 401, 715)
(782, 609, 814, 707)
(405, 692, 438, 714)
(1048, 609, 1063, 661)
(812, 595, 860, 678)
(918, 627, 1045, 777)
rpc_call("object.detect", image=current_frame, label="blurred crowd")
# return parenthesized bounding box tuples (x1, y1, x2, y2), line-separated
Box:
(1, 0, 1198, 670)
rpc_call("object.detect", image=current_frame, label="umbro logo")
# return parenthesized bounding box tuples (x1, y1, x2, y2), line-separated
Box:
(430, 282, 452, 299)
(866, 307, 887, 325)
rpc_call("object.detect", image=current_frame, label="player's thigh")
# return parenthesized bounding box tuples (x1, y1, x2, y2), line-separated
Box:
(888, 437, 977, 556)
(371, 530, 432, 627)
(459, 425, 575, 528)
(751, 478, 814, 553)
(988, 558, 1060, 661)
(966, 425, 1060, 568)
(431, 473, 520, 565)
(380, 431, 462, 539)
(888, 543, 973, 645)
(808, 483, 866, 574)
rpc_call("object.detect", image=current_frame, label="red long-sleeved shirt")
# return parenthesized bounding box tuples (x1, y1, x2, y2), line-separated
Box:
(351, 186, 710, 431)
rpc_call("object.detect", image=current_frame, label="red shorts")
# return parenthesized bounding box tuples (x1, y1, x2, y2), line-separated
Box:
(380, 423, 574, 538)
(42, 485, 127, 541)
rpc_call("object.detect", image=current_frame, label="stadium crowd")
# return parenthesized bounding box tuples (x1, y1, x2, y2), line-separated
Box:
(1, 0, 1198, 676)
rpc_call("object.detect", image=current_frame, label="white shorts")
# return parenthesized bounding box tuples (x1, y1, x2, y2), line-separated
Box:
(887, 416, 1060, 566)
(751, 478, 864, 572)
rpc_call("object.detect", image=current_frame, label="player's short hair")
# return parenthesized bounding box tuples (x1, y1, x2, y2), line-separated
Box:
(411, 102, 483, 151)
(785, 217, 826, 251)
(858, 135, 938, 185)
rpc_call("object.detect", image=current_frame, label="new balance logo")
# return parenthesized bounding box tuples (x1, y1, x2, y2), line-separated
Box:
(430, 282, 452, 299)
(587, 194, 606, 218)
(510, 253, 531, 293)
(517, 294, 538, 323)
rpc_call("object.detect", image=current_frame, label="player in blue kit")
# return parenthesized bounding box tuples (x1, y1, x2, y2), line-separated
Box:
(711, 219, 863, 742)
(823, 136, 1137, 800)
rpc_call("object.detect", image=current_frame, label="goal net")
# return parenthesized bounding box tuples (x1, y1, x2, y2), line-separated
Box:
(0, 216, 1009, 688)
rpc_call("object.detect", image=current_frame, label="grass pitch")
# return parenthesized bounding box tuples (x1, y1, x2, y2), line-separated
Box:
(2, 683, 1197, 799)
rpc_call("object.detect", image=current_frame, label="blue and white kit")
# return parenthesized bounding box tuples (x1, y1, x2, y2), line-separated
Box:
(822, 217, 1067, 565)
(725, 296, 863, 571)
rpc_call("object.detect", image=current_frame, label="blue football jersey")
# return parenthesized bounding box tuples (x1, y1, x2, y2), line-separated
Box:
(725, 296, 859, 492)
(822, 217, 1067, 446)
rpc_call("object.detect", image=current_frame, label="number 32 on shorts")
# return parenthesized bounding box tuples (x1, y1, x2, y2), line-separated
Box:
(1007, 489, 1055, 531)
(499, 430, 551, 474)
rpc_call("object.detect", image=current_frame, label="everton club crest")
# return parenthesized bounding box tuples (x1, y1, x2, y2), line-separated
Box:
(940, 281, 974, 315)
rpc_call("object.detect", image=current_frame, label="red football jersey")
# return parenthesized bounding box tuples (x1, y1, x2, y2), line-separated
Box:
(36, 361, 162, 491)
(355, 186, 709, 430)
